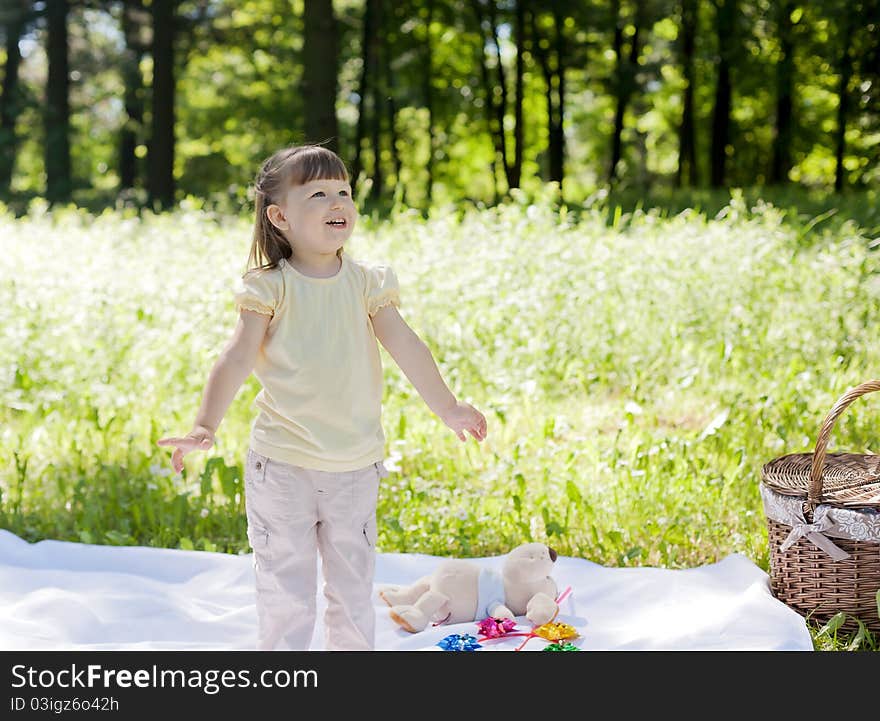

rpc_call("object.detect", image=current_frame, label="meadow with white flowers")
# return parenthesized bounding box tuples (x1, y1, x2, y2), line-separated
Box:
(2, 190, 879, 648)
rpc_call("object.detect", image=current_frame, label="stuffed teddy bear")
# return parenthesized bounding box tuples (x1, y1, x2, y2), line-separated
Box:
(378, 542, 559, 633)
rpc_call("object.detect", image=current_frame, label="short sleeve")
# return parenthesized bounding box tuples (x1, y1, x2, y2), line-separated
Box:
(233, 268, 280, 317)
(365, 264, 401, 318)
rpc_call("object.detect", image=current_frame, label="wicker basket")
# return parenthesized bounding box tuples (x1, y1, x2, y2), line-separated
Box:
(760, 380, 880, 632)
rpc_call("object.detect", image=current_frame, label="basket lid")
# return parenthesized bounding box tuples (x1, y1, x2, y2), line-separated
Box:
(761, 452, 880, 507)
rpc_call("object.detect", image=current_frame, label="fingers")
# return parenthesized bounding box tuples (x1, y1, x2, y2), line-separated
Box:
(470, 410, 487, 441)
(477, 414, 487, 439)
(157, 437, 199, 450)
(459, 417, 487, 442)
(467, 425, 487, 442)
(172, 448, 185, 474)
(448, 407, 488, 443)
(157, 434, 213, 474)
(157, 436, 212, 451)
(478, 410, 487, 431)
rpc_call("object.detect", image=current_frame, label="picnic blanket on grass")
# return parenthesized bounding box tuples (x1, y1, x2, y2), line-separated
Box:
(0, 530, 813, 651)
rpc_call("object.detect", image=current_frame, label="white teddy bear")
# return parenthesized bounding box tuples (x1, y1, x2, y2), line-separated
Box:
(378, 542, 559, 632)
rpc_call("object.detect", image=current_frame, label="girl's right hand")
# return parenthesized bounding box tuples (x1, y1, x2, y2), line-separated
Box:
(156, 425, 215, 473)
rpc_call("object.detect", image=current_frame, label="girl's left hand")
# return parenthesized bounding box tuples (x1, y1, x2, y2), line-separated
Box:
(440, 401, 488, 442)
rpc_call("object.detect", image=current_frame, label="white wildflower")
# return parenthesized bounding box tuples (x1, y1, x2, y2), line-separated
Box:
(624, 400, 644, 415)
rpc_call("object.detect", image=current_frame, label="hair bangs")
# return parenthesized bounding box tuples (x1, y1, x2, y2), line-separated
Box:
(286, 146, 350, 187)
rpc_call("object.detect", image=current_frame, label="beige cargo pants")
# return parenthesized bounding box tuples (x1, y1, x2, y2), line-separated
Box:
(244, 448, 388, 651)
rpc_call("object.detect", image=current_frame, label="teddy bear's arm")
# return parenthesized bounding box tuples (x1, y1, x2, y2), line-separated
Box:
(487, 602, 515, 620)
(525, 593, 558, 626)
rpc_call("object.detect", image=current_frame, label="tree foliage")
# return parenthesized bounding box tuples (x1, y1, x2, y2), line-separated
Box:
(0, 0, 877, 210)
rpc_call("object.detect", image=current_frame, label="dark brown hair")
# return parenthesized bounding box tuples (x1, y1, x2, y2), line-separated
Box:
(246, 144, 350, 273)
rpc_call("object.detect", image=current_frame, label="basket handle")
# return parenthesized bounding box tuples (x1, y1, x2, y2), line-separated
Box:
(808, 380, 880, 510)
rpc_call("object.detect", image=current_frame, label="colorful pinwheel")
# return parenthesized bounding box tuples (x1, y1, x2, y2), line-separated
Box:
(436, 633, 482, 652)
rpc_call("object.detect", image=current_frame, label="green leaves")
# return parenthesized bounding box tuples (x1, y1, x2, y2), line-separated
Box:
(814, 611, 878, 651)
(817, 611, 847, 638)
(198, 456, 241, 502)
(542, 507, 566, 537)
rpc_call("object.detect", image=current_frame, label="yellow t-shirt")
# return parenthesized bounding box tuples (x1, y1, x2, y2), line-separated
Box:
(232, 253, 400, 472)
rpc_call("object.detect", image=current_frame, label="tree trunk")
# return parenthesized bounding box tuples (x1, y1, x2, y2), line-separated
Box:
(486, 1, 512, 190)
(769, 0, 794, 184)
(470, 0, 501, 202)
(0, 0, 27, 193)
(860, 0, 880, 186)
(533, 13, 555, 182)
(608, 0, 643, 185)
(119, 2, 148, 192)
(369, 0, 383, 202)
(352, 0, 375, 186)
(423, 0, 435, 205)
(386, 71, 401, 203)
(550, 6, 566, 190)
(45, 0, 72, 203)
(608, 0, 623, 183)
(834, 10, 854, 192)
(384, 1, 401, 200)
(710, 0, 736, 188)
(676, 0, 699, 187)
(510, 0, 525, 189)
(148, 0, 176, 210)
(531, 7, 566, 188)
(303, 0, 339, 153)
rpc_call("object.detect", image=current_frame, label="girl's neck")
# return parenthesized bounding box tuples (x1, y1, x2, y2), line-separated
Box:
(287, 252, 342, 279)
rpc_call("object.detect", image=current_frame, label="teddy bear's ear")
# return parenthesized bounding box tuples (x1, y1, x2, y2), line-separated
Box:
(548, 546, 557, 562)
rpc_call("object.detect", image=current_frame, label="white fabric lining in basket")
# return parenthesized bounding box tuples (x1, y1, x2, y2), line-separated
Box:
(760, 484, 880, 561)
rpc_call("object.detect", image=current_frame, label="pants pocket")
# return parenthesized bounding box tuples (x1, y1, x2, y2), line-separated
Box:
(247, 524, 270, 562)
(347, 463, 383, 550)
(245, 449, 269, 488)
(362, 517, 377, 548)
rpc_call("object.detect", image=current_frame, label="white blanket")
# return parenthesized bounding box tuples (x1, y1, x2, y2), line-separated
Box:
(0, 530, 812, 651)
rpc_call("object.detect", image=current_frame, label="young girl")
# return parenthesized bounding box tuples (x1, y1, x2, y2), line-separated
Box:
(157, 144, 487, 651)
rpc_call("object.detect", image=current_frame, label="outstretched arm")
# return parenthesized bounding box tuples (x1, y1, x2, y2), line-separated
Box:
(371, 305, 487, 442)
(157, 309, 271, 471)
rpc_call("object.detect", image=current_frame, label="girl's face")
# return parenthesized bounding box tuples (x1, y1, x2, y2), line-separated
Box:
(270, 177, 357, 255)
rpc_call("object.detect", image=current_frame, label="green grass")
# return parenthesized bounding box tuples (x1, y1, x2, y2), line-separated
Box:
(810, 605, 880, 651)
(2, 189, 879, 649)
